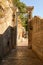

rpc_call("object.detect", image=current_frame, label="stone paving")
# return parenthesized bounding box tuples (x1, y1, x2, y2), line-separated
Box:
(17, 38, 28, 46)
(1, 47, 43, 65)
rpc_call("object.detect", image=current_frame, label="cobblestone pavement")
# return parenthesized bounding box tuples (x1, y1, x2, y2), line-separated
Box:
(1, 47, 43, 65)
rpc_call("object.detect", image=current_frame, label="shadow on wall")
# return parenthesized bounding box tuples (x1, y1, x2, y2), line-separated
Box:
(0, 26, 17, 61)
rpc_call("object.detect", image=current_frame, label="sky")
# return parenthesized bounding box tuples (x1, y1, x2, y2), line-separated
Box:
(20, 0, 43, 18)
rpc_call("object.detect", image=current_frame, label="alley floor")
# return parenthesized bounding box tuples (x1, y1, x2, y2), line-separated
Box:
(1, 47, 43, 65)
(17, 38, 28, 46)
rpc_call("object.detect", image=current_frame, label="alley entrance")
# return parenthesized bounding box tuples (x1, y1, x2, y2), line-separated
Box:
(16, 12, 28, 46)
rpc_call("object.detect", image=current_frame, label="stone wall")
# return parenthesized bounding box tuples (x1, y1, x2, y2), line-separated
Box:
(28, 20, 33, 48)
(0, 35, 3, 60)
(32, 16, 43, 60)
(0, 0, 17, 60)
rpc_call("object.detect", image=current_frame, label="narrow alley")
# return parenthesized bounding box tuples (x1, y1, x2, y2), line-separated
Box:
(0, 0, 43, 65)
(1, 47, 43, 65)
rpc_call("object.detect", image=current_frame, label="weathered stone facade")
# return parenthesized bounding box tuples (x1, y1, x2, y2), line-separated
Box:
(32, 16, 43, 60)
(0, 0, 17, 60)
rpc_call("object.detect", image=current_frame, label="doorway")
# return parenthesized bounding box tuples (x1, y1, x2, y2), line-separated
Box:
(16, 12, 28, 46)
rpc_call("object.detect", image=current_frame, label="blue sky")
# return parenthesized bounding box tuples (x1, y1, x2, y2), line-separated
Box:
(20, 0, 43, 18)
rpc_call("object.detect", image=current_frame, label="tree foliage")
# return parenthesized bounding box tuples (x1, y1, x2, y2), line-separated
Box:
(13, 0, 26, 12)
(13, 0, 28, 31)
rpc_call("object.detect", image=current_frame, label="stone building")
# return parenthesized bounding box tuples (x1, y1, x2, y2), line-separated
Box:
(26, 6, 34, 48)
(0, 0, 17, 60)
(27, 7, 43, 61)
(17, 16, 23, 40)
(32, 16, 43, 60)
